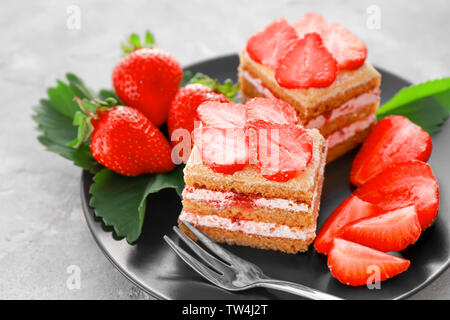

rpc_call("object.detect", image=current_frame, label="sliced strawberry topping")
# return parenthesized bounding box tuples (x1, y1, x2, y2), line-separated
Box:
(275, 33, 338, 89)
(197, 101, 247, 128)
(247, 121, 313, 182)
(354, 160, 439, 230)
(320, 23, 367, 70)
(343, 206, 421, 252)
(294, 13, 367, 70)
(193, 127, 247, 174)
(314, 195, 379, 255)
(327, 238, 410, 286)
(293, 12, 327, 38)
(246, 97, 299, 125)
(246, 18, 299, 69)
(350, 115, 432, 187)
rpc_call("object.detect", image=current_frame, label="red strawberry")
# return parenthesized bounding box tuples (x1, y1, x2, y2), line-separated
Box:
(314, 195, 379, 255)
(88, 105, 175, 176)
(246, 18, 299, 69)
(248, 121, 313, 182)
(350, 115, 432, 187)
(113, 32, 183, 126)
(327, 238, 410, 286)
(354, 160, 439, 230)
(293, 12, 327, 38)
(275, 33, 338, 89)
(246, 97, 299, 125)
(193, 127, 247, 174)
(197, 101, 247, 128)
(167, 84, 228, 139)
(321, 23, 367, 70)
(343, 206, 421, 252)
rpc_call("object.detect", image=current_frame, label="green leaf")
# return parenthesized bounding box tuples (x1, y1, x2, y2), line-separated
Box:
(38, 136, 101, 174)
(377, 78, 450, 134)
(188, 72, 239, 101)
(33, 74, 102, 173)
(89, 166, 184, 243)
(98, 89, 123, 104)
(121, 30, 156, 56)
(180, 70, 194, 87)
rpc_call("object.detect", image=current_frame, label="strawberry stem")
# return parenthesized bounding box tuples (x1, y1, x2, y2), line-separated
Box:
(188, 72, 239, 101)
(69, 97, 117, 148)
(121, 30, 156, 56)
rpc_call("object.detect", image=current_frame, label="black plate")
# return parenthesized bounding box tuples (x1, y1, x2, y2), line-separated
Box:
(81, 54, 449, 300)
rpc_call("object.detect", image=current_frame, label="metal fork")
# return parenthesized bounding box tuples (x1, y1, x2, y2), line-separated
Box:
(163, 221, 342, 300)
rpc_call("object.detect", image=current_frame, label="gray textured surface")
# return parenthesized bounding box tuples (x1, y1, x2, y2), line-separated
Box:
(0, 0, 449, 299)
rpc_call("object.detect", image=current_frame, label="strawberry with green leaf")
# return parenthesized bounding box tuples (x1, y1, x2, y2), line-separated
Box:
(113, 31, 183, 126)
(71, 97, 175, 176)
(167, 73, 238, 152)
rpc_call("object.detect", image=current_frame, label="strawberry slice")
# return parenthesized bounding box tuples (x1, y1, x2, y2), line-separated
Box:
(294, 13, 367, 70)
(197, 101, 246, 128)
(193, 127, 247, 174)
(354, 160, 439, 230)
(246, 97, 299, 125)
(246, 18, 299, 69)
(343, 206, 421, 252)
(328, 238, 410, 286)
(248, 121, 313, 182)
(293, 12, 327, 38)
(275, 33, 338, 89)
(321, 23, 367, 70)
(350, 115, 432, 187)
(314, 195, 379, 255)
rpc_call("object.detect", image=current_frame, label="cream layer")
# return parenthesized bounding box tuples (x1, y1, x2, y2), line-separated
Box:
(239, 68, 380, 130)
(327, 114, 376, 148)
(183, 186, 311, 213)
(179, 210, 316, 240)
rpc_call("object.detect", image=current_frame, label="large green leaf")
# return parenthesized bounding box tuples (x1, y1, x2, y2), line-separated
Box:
(377, 78, 450, 134)
(89, 166, 184, 243)
(33, 73, 102, 173)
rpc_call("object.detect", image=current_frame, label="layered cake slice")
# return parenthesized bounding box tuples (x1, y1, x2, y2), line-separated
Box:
(178, 98, 327, 253)
(239, 13, 381, 162)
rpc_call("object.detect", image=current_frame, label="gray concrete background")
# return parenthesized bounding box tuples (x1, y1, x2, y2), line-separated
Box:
(0, 0, 449, 299)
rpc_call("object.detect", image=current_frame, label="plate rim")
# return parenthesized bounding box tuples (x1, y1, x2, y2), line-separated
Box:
(80, 53, 449, 300)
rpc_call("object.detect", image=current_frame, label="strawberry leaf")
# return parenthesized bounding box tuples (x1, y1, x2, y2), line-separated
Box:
(121, 30, 156, 56)
(89, 166, 184, 243)
(188, 72, 239, 101)
(376, 78, 450, 134)
(32, 73, 102, 173)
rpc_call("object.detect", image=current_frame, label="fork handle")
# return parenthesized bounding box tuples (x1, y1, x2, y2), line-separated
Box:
(255, 279, 342, 300)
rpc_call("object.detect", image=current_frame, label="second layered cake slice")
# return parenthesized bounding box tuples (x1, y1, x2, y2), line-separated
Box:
(239, 12, 381, 162)
(178, 98, 327, 253)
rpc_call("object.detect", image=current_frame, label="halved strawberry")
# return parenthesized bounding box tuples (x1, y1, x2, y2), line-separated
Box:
(294, 13, 367, 70)
(354, 160, 439, 230)
(350, 115, 432, 187)
(197, 101, 246, 128)
(246, 18, 299, 69)
(343, 206, 421, 252)
(248, 121, 313, 182)
(193, 126, 247, 174)
(275, 33, 338, 89)
(328, 238, 410, 286)
(321, 23, 367, 70)
(246, 97, 299, 125)
(293, 12, 327, 38)
(314, 195, 379, 255)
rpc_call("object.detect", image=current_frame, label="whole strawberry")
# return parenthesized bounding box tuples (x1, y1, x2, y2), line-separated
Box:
(113, 31, 183, 126)
(167, 73, 238, 155)
(71, 97, 175, 176)
(167, 83, 228, 140)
